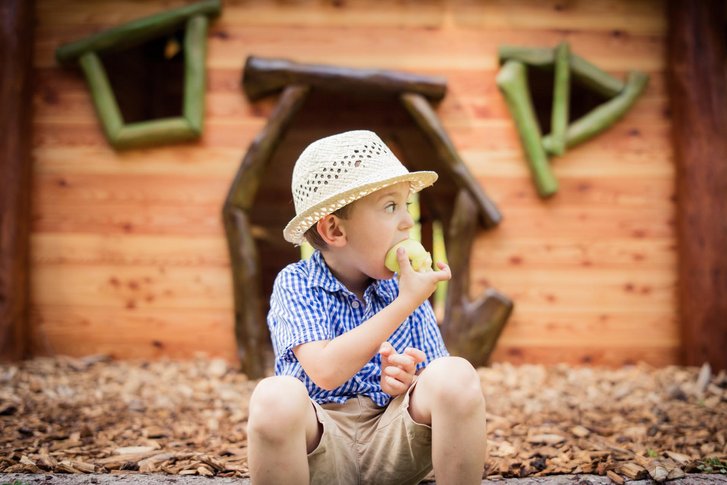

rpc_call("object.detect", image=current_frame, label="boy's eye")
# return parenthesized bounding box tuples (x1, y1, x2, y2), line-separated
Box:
(385, 203, 397, 213)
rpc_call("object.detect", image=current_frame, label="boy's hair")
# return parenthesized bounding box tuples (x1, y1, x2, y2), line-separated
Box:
(303, 204, 351, 251)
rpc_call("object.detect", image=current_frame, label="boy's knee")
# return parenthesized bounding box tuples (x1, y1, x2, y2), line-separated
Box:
(248, 376, 310, 440)
(424, 356, 484, 413)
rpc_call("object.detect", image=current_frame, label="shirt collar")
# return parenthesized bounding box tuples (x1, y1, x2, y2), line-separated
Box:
(307, 250, 346, 293)
(308, 250, 397, 300)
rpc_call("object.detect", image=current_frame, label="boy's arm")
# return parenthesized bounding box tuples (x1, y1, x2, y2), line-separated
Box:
(293, 295, 417, 390)
(293, 249, 451, 391)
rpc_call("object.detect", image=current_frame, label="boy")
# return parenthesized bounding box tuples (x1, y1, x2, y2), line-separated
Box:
(247, 130, 486, 485)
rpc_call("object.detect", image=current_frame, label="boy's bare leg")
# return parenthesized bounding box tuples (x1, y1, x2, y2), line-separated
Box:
(408, 356, 486, 485)
(247, 376, 322, 485)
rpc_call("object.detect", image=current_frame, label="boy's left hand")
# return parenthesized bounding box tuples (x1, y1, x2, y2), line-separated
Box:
(379, 342, 426, 397)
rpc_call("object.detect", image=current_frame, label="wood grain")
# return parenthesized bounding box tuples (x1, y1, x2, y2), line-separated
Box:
(0, 0, 34, 361)
(667, 0, 727, 371)
(32, 264, 233, 310)
(29, 0, 677, 366)
(29, 305, 237, 361)
(489, 345, 679, 367)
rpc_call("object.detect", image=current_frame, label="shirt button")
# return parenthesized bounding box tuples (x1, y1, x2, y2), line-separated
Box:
(351, 300, 360, 309)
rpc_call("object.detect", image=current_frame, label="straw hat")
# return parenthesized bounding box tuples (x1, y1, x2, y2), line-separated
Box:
(283, 130, 438, 245)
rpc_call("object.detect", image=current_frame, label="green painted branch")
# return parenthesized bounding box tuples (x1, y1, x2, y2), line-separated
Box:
(548, 42, 571, 157)
(113, 118, 197, 149)
(56, 0, 221, 65)
(78, 52, 123, 143)
(225, 84, 310, 210)
(183, 15, 208, 135)
(498, 44, 624, 98)
(542, 70, 649, 153)
(400, 92, 502, 228)
(243, 56, 447, 102)
(496, 60, 558, 198)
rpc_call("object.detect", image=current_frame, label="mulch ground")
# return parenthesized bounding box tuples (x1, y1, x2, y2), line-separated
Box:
(1, 356, 725, 483)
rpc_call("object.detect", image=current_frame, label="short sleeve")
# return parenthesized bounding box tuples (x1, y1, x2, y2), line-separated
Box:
(267, 267, 332, 359)
(409, 299, 449, 370)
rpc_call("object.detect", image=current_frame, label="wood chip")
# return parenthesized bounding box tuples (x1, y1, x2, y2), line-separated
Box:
(665, 450, 692, 465)
(1, 357, 725, 480)
(618, 462, 647, 479)
(527, 434, 565, 445)
(606, 470, 624, 484)
(137, 452, 174, 473)
(115, 445, 157, 455)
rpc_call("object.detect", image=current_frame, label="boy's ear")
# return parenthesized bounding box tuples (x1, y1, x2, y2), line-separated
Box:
(316, 214, 347, 247)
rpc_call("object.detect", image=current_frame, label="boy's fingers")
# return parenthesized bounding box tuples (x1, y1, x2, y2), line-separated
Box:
(404, 347, 427, 364)
(388, 353, 415, 370)
(385, 366, 415, 386)
(379, 344, 399, 371)
(385, 375, 407, 394)
(433, 262, 452, 281)
(397, 247, 413, 272)
(385, 366, 402, 378)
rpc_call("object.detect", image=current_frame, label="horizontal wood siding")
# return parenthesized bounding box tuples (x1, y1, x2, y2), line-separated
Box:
(31, 0, 676, 366)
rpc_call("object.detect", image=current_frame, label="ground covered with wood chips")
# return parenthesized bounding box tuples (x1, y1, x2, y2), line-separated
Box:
(1, 356, 726, 483)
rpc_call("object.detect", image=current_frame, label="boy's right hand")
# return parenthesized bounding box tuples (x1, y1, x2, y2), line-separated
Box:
(396, 246, 451, 310)
(379, 342, 426, 396)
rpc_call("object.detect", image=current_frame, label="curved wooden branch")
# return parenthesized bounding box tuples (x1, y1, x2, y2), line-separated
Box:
(243, 56, 447, 102)
(223, 208, 266, 378)
(225, 85, 309, 210)
(222, 84, 309, 378)
(400, 92, 502, 228)
(441, 191, 513, 367)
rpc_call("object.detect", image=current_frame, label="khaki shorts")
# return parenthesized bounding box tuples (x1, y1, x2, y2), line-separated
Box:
(307, 381, 433, 485)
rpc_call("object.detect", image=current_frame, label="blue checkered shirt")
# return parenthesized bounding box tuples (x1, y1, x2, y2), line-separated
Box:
(267, 250, 449, 407)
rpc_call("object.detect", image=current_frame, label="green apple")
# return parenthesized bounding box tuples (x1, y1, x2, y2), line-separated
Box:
(385, 239, 433, 274)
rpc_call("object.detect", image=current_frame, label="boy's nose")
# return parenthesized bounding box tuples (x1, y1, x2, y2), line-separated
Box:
(400, 211, 415, 231)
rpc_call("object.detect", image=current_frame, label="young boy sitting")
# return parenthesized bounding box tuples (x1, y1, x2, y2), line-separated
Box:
(247, 130, 486, 485)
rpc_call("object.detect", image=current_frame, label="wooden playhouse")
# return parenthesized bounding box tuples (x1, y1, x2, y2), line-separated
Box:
(1, 0, 725, 372)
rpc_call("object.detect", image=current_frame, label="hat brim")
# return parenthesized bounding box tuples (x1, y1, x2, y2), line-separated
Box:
(283, 170, 438, 245)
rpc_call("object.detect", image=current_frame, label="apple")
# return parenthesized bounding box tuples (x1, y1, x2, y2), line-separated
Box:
(385, 239, 433, 274)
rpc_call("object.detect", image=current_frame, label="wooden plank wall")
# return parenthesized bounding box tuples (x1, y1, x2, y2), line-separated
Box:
(31, 0, 677, 366)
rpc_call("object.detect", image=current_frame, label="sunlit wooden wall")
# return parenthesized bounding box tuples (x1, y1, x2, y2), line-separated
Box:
(31, 0, 676, 367)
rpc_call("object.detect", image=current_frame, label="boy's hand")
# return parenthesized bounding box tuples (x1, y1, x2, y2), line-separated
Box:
(396, 246, 451, 310)
(379, 342, 426, 397)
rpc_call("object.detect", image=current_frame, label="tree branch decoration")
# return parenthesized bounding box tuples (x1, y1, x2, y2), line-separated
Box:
(224, 56, 514, 377)
(497, 43, 650, 198)
(55, 0, 221, 149)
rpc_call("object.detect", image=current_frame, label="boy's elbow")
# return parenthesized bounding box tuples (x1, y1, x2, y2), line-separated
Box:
(306, 368, 340, 391)
(294, 342, 341, 391)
